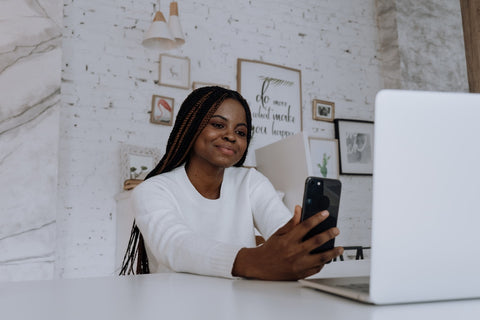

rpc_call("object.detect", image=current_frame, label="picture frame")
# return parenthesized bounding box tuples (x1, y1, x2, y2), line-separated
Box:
(158, 54, 190, 89)
(334, 119, 374, 175)
(120, 144, 162, 185)
(237, 58, 302, 166)
(192, 81, 230, 90)
(312, 99, 335, 122)
(150, 95, 174, 126)
(308, 137, 339, 179)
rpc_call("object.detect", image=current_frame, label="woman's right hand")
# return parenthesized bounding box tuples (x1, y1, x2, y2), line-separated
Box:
(232, 205, 343, 280)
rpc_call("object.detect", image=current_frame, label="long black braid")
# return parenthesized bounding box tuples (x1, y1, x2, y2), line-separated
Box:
(119, 86, 252, 275)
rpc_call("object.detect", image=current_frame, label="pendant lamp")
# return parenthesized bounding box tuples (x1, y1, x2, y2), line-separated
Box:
(167, 2, 185, 49)
(142, 2, 175, 50)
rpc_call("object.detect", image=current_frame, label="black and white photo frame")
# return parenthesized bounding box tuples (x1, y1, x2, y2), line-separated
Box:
(334, 119, 374, 175)
(312, 99, 335, 122)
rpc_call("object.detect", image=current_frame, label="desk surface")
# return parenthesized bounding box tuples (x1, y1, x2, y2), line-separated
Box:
(1, 272, 479, 320)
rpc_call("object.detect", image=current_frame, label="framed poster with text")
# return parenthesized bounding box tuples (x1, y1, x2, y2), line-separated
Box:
(237, 59, 302, 166)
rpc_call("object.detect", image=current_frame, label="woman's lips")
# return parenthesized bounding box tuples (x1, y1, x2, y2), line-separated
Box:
(216, 145, 235, 155)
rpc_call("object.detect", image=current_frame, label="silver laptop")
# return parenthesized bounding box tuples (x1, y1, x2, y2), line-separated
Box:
(299, 89, 480, 304)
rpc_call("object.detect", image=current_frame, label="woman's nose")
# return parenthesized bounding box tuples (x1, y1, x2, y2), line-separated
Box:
(223, 132, 236, 142)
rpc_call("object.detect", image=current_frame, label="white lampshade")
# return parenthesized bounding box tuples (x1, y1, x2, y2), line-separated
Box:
(142, 11, 175, 50)
(167, 2, 185, 49)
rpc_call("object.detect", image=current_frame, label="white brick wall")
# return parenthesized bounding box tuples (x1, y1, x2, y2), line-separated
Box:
(57, 0, 465, 278)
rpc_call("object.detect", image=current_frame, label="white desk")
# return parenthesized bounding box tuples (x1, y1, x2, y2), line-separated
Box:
(1, 273, 479, 320)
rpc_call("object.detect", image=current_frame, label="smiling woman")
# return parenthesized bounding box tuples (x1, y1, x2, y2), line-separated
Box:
(119, 86, 343, 280)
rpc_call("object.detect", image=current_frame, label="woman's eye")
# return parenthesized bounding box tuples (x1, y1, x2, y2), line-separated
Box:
(211, 122, 224, 129)
(236, 130, 247, 137)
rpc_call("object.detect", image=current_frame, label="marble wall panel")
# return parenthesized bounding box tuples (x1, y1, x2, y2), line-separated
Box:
(375, 0, 467, 92)
(395, 0, 468, 91)
(0, 223, 55, 282)
(0, 0, 62, 281)
(375, 0, 402, 89)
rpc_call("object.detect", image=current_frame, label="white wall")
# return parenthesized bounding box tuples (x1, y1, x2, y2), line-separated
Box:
(58, 0, 383, 278)
(57, 0, 468, 278)
(0, 0, 465, 280)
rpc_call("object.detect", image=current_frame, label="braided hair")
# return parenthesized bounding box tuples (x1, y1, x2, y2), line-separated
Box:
(119, 86, 252, 275)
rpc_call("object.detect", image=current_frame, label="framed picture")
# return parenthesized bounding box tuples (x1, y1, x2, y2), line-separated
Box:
(120, 144, 162, 185)
(150, 95, 174, 125)
(334, 119, 374, 175)
(308, 138, 339, 179)
(158, 54, 190, 89)
(237, 58, 302, 166)
(192, 81, 230, 90)
(312, 99, 335, 122)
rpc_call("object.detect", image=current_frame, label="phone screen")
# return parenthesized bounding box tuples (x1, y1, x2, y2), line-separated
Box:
(301, 177, 341, 254)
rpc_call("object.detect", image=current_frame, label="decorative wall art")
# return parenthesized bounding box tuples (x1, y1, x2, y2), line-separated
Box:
(120, 144, 162, 189)
(150, 95, 174, 125)
(237, 59, 302, 166)
(158, 54, 190, 89)
(312, 99, 335, 122)
(192, 81, 230, 90)
(308, 137, 339, 179)
(334, 119, 374, 175)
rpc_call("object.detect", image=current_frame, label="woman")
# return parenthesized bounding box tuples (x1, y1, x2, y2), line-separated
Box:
(120, 86, 343, 280)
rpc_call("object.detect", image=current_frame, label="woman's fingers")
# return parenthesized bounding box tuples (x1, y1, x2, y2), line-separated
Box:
(288, 247, 344, 280)
(303, 247, 344, 269)
(274, 205, 302, 236)
(287, 209, 330, 241)
(301, 227, 340, 253)
(278, 209, 339, 255)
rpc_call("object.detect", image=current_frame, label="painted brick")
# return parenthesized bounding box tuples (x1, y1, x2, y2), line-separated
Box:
(57, 0, 465, 278)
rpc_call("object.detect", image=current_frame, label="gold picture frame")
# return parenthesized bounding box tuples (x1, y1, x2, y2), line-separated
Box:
(150, 95, 174, 126)
(312, 99, 335, 122)
(158, 54, 190, 89)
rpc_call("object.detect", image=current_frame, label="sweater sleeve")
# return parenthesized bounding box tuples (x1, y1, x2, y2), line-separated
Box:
(248, 169, 293, 240)
(131, 180, 243, 278)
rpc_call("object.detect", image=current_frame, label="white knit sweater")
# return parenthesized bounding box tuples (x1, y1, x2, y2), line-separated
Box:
(132, 165, 292, 278)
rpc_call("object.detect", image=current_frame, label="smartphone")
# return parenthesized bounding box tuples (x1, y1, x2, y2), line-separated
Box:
(301, 176, 341, 254)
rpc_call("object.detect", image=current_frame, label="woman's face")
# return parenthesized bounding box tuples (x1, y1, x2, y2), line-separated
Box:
(190, 98, 248, 170)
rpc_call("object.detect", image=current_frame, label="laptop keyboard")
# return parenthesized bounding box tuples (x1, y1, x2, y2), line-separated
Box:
(336, 283, 370, 293)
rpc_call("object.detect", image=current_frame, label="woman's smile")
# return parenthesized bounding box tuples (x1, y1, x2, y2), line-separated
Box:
(216, 144, 235, 156)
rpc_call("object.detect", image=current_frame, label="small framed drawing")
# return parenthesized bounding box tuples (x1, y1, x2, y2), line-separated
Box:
(120, 144, 162, 185)
(151, 95, 174, 125)
(192, 82, 230, 90)
(308, 137, 339, 179)
(158, 54, 190, 89)
(334, 119, 374, 175)
(312, 99, 335, 122)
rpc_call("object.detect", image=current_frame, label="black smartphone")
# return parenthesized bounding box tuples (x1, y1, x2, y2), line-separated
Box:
(301, 176, 341, 254)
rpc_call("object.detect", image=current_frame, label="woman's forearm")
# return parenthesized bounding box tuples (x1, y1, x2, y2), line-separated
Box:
(231, 247, 262, 279)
